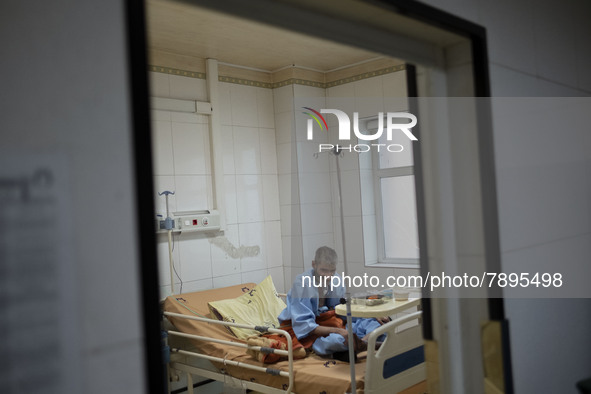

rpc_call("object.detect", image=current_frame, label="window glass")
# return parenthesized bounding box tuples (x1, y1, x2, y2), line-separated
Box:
(380, 175, 419, 259)
(377, 123, 414, 169)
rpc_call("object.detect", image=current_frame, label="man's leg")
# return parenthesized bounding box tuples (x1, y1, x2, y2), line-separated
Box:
(312, 333, 348, 356)
(352, 318, 381, 338)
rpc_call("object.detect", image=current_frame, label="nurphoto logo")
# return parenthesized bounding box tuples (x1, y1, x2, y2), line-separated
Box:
(302, 107, 418, 153)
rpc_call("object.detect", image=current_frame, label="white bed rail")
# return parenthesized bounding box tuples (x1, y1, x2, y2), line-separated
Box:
(163, 311, 294, 393)
(365, 311, 425, 394)
(168, 330, 291, 357)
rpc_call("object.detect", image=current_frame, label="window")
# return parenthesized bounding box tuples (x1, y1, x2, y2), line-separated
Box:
(361, 115, 420, 267)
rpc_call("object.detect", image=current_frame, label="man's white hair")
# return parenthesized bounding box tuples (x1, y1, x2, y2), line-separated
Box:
(314, 246, 337, 266)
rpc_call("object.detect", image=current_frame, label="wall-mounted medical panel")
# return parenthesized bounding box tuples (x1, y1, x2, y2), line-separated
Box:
(156, 210, 220, 233)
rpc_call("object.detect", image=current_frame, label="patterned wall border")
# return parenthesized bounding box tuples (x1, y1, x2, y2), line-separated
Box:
(272, 78, 325, 89)
(149, 64, 406, 89)
(325, 64, 406, 88)
(149, 65, 205, 79)
(218, 75, 273, 89)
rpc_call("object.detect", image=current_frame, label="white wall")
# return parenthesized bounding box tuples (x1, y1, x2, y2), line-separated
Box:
(274, 84, 304, 289)
(324, 72, 418, 284)
(293, 85, 335, 275)
(275, 71, 414, 289)
(148, 69, 412, 296)
(419, 0, 591, 392)
(149, 72, 284, 294)
(147, 67, 410, 297)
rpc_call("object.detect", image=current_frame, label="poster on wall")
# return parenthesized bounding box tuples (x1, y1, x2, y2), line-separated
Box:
(0, 154, 81, 393)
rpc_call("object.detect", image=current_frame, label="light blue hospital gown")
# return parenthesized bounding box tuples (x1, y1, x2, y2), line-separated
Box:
(278, 268, 382, 356)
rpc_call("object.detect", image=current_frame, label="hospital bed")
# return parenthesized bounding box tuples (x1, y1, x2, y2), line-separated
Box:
(162, 283, 426, 393)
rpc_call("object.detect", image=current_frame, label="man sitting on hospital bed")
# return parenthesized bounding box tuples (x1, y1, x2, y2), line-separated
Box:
(278, 246, 389, 360)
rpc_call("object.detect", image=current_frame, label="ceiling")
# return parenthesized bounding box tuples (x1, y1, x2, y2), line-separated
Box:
(145, 0, 391, 72)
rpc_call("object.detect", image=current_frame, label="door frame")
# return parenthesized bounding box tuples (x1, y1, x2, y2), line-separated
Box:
(127, 1, 511, 393)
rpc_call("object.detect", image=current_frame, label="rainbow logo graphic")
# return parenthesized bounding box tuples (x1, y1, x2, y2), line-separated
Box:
(302, 107, 328, 131)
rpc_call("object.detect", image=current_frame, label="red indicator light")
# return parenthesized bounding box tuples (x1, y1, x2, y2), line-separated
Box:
(192, 219, 198, 225)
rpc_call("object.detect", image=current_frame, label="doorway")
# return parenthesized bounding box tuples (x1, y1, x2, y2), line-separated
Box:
(133, 1, 509, 393)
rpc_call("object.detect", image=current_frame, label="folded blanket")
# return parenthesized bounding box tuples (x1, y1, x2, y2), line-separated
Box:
(246, 310, 364, 363)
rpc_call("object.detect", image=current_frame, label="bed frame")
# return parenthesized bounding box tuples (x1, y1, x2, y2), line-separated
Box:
(164, 311, 296, 393)
(163, 287, 425, 394)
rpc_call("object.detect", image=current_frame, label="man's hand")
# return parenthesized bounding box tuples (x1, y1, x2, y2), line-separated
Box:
(332, 327, 349, 346)
(332, 327, 348, 338)
(377, 316, 392, 325)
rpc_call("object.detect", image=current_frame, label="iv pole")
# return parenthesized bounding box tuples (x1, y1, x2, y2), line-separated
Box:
(318, 146, 357, 393)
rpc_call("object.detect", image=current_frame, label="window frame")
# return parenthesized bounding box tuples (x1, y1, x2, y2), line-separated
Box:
(366, 116, 420, 268)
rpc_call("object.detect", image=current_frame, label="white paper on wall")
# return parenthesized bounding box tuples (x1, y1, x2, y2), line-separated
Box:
(0, 154, 81, 394)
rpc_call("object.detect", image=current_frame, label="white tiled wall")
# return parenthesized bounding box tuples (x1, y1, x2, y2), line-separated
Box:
(273, 72, 412, 290)
(294, 85, 339, 284)
(325, 73, 414, 281)
(150, 72, 284, 294)
(274, 85, 301, 288)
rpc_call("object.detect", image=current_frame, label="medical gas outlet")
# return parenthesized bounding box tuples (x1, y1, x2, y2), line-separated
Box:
(156, 210, 220, 233)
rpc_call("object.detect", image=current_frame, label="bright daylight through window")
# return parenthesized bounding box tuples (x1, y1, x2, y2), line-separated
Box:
(361, 112, 419, 267)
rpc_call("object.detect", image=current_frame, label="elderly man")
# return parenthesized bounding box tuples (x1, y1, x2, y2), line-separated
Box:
(278, 246, 388, 360)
